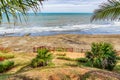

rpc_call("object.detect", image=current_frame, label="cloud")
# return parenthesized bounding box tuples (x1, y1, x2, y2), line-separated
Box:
(41, 0, 107, 13)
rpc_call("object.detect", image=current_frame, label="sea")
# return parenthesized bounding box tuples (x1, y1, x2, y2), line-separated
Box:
(0, 13, 120, 36)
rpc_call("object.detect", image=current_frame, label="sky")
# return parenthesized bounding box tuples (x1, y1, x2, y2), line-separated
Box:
(40, 0, 107, 13)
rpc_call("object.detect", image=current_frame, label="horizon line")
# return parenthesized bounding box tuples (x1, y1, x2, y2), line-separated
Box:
(27, 12, 93, 14)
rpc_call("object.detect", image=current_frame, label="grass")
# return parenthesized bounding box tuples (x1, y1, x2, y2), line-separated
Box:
(0, 74, 13, 80)
(0, 53, 14, 59)
(63, 63, 78, 67)
(56, 53, 66, 56)
(57, 56, 88, 62)
(57, 56, 76, 61)
(117, 56, 120, 60)
(113, 65, 120, 73)
(0, 51, 120, 80)
(0, 47, 11, 53)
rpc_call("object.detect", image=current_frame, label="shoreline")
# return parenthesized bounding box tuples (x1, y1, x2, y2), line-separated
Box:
(0, 34, 120, 53)
(2, 33, 120, 37)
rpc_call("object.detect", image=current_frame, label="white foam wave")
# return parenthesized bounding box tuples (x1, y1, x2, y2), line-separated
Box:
(0, 23, 118, 35)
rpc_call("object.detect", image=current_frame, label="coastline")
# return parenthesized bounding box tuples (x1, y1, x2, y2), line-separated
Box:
(0, 34, 120, 53)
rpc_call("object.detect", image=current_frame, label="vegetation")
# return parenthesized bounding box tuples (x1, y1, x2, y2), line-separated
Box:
(56, 48, 67, 52)
(76, 58, 88, 63)
(85, 42, 117, 70)
(0, 57, 5, 61)
(92, 0, 120, 21)
(57, 56, 88, 64)
(0, 53, 14, 59)
(0, 0, 44, 23)
(57, 56, 76, 61)
(31, 49, 53, 68)
(0, 60, 14, 73)
(113, 65, 120, 73)
(0, 47, 11, 53)
(56, 53, 66, 56)
(116, 56, 120, 60)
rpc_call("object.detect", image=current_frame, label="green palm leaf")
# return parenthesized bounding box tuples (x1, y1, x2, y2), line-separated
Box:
(92, 0, 120, 21)
(0, 0, 44, 23)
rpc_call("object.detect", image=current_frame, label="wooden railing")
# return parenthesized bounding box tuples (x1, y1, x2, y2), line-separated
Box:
(33, 46, 90, 53)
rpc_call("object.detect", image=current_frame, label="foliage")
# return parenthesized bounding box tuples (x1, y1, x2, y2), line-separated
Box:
(0, 0, 44, 23)
(0, 60, 14, 73)
(31, 49, 53, 68)
(92, 0, 120, 21)
(113, 65, 120, 73)
(0, 53, 14, 59)
(85, 42, 117, 70)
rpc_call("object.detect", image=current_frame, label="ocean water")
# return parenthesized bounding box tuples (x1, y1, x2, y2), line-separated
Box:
(0, 13, 120, 36)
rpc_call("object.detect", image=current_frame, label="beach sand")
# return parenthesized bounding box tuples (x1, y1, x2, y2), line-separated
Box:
(0, 34, 120, 53)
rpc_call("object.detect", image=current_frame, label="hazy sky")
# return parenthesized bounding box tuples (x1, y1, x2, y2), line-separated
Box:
(41, 0, 107, 13)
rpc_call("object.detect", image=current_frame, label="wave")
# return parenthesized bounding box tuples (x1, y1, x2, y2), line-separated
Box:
(0, 22, 120, 36)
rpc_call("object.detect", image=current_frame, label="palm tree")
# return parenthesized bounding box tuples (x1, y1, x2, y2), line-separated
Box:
(92, 0, 120, 21)
(31, 49, 53, 68)
(0, 0, 44, 23)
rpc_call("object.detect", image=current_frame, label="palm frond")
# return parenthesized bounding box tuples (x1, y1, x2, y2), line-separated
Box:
(92, 0, 120, 21)
(0, 0, 44, 23)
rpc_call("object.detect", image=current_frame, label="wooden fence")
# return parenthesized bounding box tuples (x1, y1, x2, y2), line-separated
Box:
(33, 46, 90, 53)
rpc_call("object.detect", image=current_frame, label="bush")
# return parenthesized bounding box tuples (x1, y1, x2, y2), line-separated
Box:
(0, 60, 14, 73)
(0, 53, 14, 59)
(31, 49, 53, 68)
(85, 42, 117, 70)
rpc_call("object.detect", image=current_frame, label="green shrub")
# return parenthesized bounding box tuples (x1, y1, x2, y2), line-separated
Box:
(0, 60, 14, 73)
(31, 49, 53, 68)
(85, 42, 117, 70)
(0, 53, 14, 59)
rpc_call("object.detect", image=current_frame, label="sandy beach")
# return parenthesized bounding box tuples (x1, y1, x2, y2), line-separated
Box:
(0, 34, 120, 53)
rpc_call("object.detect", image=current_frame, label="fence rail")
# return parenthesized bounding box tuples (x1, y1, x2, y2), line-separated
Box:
(33, 46, 90, 53)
